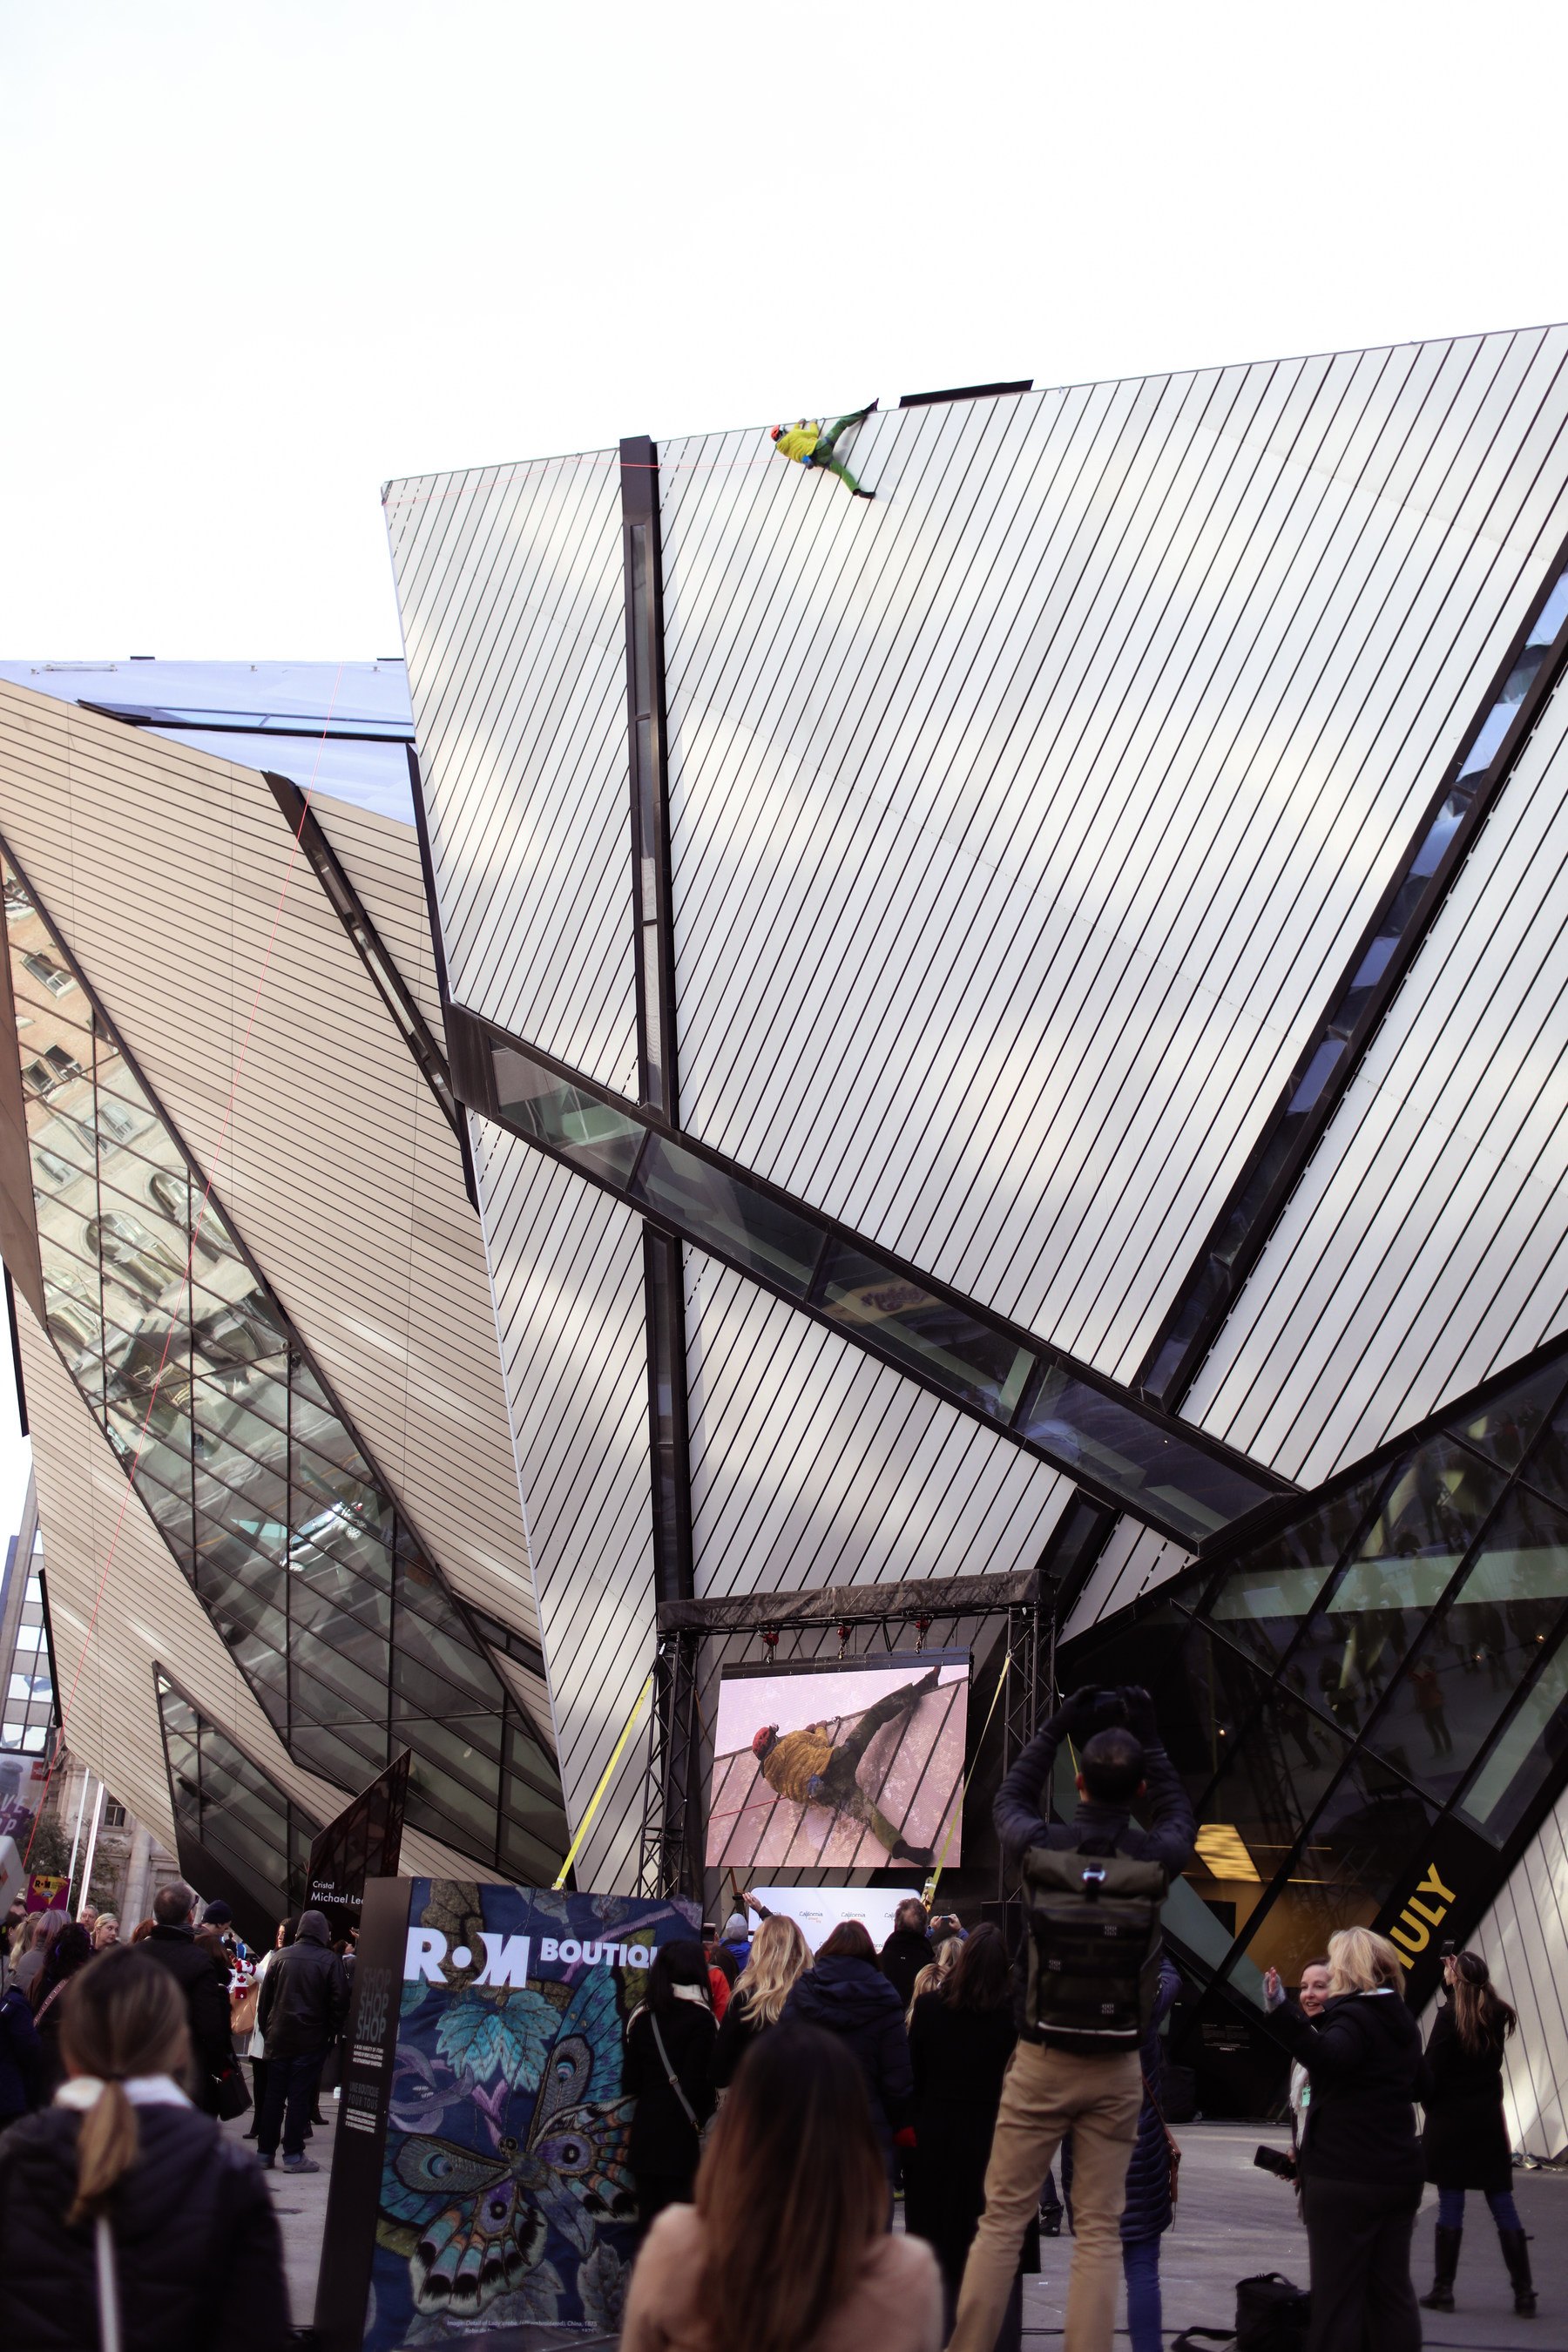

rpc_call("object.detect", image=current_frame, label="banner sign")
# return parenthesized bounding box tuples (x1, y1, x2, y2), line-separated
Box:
(745, 1882, 923, 1952)
(306, 1751, 411, 1943)
(315, 1876, 700, 2350)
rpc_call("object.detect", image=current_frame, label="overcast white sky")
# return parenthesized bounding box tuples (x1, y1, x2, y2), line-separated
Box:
(0, 0, 1565, 1528)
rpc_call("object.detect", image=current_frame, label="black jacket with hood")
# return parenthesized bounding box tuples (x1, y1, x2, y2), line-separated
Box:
(141, 1925, 234, 2108)
(783, 1954, 914, 2150)
(256, 1912, 348, 2062)
(992, 1705, 1196, 2044)
(1269, 1988, 1427, 2188)
(0, 2099, 288, 2350)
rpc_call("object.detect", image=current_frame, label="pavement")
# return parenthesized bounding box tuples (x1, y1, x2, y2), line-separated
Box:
(231, 2105, 1565, 2347)
(1007, 2124, 1565, 2348)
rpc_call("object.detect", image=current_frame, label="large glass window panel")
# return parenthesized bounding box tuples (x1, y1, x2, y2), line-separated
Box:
(1225, 1755, 1437, 1986)
(402, 1744, 500, 1845)
(1451, 1364, 1568, 1473)
(1186, 1712, 1354, 1965)
(192, 1366, 291, 1459)
(630, 1133, 821, 1294)
(821, 1242, 1035, 1418)
(1365, 1484, 1568, 1794)
(1292, 1441, 1507, 1734)
(1017, 1365, 1270, 1539)
(190, 1269, 287, 1368)
(491, 1048, 647, 1185)
(1203, 1478, 1382, 1676)
(391, 1613, 502, 1720)
(395, 1709, 503, 1806)
(1457, 1639, 1568, 1842)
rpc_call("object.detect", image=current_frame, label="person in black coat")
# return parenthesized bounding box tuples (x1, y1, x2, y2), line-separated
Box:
(1265, 1928, 1426, 2352)
(30, 1923, 94, 2101)
(905, 1923, 1037, 2349)
(782, 1920, 913, 2173)
(880, 1900, 936, 2011)
(140, 1882, 234, 2114)
(623, 1938, 717, 2240)
(254, 1909, 348, 2172)
(0, 1978, 42, 2129)
(1418, 1949, 1534, 2315)
(0, 1942, 287, 2351)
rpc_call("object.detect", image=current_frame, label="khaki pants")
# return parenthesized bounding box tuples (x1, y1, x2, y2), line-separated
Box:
(947, 2042, 1142, 2352)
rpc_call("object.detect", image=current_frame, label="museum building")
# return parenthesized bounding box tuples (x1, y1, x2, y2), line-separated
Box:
(4, 330, 1568, 2141)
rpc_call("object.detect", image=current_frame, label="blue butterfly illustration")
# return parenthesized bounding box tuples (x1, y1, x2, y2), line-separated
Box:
(382, 1966, 636, 2321)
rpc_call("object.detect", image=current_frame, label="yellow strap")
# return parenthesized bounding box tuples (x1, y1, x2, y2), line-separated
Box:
(552, 1671, 654, 1891)
(923, 1655, 1011, 1909)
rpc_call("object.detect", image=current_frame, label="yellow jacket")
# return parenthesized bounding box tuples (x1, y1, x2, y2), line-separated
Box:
(760, 1724, 834, 1801)
(774, 422, 821, 464)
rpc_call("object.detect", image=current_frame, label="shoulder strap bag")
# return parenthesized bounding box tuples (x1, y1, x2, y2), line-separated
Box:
(1143, 2066, 1181, 2206)
(650, 2015, 707, 2143)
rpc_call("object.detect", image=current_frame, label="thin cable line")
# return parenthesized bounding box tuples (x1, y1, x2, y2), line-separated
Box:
(24, 666, 347, 1866)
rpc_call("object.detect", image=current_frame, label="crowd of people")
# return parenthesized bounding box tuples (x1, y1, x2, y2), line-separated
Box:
(0, 1687, 1545, 2352)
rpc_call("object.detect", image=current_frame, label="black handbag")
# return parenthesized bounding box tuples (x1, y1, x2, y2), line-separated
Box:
(1235, 2272, 1309, 2352)
(211, 2062, 253, 2122)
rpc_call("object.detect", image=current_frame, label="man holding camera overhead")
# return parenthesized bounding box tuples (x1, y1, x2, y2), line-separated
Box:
(946, 1686, 1195, 2352)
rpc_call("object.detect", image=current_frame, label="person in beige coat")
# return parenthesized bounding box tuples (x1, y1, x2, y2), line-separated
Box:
(620, 2022, 940, 2352)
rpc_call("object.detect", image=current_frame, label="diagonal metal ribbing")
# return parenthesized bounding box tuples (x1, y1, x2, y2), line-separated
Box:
(1139, 528, 1568, 1414)
(621, 436, 695, 1612)
(443, 1005, 1290, 1552)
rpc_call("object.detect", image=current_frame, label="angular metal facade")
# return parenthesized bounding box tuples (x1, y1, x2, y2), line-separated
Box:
(382, 330, 1568, 2142)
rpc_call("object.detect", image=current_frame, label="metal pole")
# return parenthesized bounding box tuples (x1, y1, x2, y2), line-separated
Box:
(77, 1778, 105, 1921)
(63, 1767, 91, 1913)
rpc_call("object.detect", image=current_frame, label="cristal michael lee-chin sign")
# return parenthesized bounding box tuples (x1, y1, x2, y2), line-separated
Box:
(314, 1879, 700, 2352)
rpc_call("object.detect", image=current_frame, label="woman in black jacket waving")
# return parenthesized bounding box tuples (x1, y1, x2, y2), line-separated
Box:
(1418, 1950, 1533, 2315)
(782, 1920, 913, 2174)
(623, 1940, 717, 2240)
(1264, 1928, 1425, 2352)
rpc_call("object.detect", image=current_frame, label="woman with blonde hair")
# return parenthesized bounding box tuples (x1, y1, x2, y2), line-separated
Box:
(0, 1943, 287, 2349)
(711, 1911, 811, 2089)
(1418, 1949, 1533, 2315)
(622, 2022, 940, 2352)
(1264, 1926, 1424, 2352)
(91, 1917, 119, 1952)
(904, 1928, 961, 2021)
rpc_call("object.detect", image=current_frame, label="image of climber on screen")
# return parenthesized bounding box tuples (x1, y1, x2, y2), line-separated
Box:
(771, 402, 878, 497)
(706, 1654, 969, 1872)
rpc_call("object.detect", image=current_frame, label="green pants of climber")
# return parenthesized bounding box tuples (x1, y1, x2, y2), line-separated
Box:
(806, 1662, 936, 1858)
(805, 403, 875, 497)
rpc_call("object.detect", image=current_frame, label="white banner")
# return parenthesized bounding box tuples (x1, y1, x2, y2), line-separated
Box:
(748, 1882, 923, 1952)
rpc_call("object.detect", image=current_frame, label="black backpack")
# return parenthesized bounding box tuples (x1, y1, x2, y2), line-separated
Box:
(1019, 1834, 1168, 2052)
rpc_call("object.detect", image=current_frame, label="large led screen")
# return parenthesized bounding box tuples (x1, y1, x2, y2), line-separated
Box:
(706, 1651, 969, 1871)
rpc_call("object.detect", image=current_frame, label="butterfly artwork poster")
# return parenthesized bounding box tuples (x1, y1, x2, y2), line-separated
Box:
(338, 1879, 699, 2349)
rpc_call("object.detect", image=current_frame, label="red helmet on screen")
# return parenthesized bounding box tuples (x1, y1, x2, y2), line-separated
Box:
(753, 1725, 776, 1758)
(769, 426, 784, 441)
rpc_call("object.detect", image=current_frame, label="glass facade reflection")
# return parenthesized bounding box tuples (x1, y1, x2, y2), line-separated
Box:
(155, 1669, 314, 1933)
(3, 852, 568, 1887)
(1062, 1342, 1568, 2024)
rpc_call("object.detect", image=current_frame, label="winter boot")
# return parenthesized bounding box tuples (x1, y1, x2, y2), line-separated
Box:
(1420, 2224, 1461, 2310)
(1498, 2226, 1537, 2315)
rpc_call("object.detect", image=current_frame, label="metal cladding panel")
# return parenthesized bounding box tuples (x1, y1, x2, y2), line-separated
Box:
(1060, 1521, 1193, 1640)
(1460, 1788, 1568, 2158)
(473, 1121, 653, 1893)
(1187, 679, 1568, 1482)
(686, 1250, 1067, 1600)
(658, 332, 1568, 1382)
(0, 686, 544, 1663)
(384, 456, 638, 1093)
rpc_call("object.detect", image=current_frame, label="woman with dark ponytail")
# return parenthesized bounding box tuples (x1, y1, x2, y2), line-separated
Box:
(1418, 1949, 1535, 2317)
(0, 1943, 287, 2349)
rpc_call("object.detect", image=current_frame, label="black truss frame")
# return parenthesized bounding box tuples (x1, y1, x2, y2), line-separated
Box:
(635, 1569, 1050, 1901)
(445, 1005, 1288, 1551)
